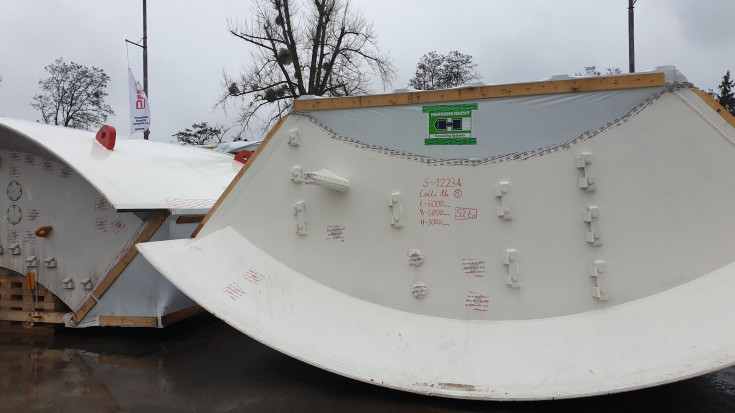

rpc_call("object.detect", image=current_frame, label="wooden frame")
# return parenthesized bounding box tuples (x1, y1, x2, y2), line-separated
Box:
(94, 305, 204, 327)
(0, 269, 68, 325)
(294, 73, 666, 112)
(176, 215, 206, 224)
(0, 310, 67, 324)
(193, 116, 289, 237)
(70, 211, 169, 326)
(693, 88, 735, 129)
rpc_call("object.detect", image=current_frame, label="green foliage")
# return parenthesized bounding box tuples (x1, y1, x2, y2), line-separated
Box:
(710, 70, 735, 116)
(30, 58, 114, 130)
(408, 51, 481, 90)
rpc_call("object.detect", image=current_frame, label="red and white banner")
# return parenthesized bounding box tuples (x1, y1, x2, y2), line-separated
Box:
(128, 68, 150, 135)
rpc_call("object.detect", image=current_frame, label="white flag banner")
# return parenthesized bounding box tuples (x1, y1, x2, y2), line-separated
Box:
(128, 68, 150, 135)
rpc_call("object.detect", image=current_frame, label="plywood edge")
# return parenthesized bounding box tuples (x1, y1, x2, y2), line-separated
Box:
(98, 315, 158, 327)
(0, 309, 67, 324)
(294, 73, 666, 111)
(692, 88, 735, 130)
(160, 305, 206, 326)
(176, 215, 206, 224)
(70, 211, 169, 326)
(192, 116, 289, 237)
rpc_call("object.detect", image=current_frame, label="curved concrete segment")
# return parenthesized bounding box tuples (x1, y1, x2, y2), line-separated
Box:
(0, 118, 241, 327)
(0, 117, 240, 213)
(138, 68, 735, 398)
(138, 228, 735, 400)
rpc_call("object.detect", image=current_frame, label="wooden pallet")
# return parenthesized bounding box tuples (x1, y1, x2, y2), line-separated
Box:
(0, 268, 69, 330)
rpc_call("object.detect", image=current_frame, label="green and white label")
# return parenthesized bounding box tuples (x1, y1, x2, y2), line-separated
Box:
(422, 103, 478, 145)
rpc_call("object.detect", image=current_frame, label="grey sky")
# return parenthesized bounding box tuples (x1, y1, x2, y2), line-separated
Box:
(1, 1, 733, 142)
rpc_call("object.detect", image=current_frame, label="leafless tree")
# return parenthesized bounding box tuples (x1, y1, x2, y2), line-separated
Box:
(31, 58, 114, 130)
(173, 122, 230, 145)
(219, 0, 395, 134)
(408, 51, 481, 90)
(575, 66, 622, 77)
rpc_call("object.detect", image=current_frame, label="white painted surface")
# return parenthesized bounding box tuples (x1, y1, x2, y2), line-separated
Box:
(0, 117, 241, 212)
(138, 73, 735, 396)
(0, 119, 237, 325)
(139, 226, 735, 399)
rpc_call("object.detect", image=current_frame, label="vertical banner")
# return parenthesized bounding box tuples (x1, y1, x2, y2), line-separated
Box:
(128, 68, 150, 135)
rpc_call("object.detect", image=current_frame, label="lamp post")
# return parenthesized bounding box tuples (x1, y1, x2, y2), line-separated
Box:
(628, 0, 636, 73)
(142, 0, 149, 140)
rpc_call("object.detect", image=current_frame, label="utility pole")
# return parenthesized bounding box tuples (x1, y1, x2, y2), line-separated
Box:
(142, 0, 149, 140)
(125, 1, 150, 139)
(628, 0, 636, 73)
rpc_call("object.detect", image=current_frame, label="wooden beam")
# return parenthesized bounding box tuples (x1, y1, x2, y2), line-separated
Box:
(176, 215, 206, 224)
(71, 211, 169, 326)
(93, 211, 169, 299)
(98, 316, 158, 327)
(0, 286, 25, 295)
(71, 299, 97, 324)
(193, 116, 289, 237)
(693, 88, 735, 130)
(0, 310, 67, 324)
(294, 73, 666, 112)
(160, 305, 206, 326)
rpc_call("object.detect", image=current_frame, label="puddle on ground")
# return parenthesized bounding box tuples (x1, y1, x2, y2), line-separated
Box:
(1, 314, 734, 412)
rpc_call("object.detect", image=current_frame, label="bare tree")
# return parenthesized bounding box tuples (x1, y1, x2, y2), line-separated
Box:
(30, 58, 114, 130)
(408, 51, 481, 90)
(219, 0, 395, 134)
(173, 122, 230, 145)
(575, 66, 622, 77)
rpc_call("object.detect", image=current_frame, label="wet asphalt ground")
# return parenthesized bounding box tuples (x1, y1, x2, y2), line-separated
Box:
(1, 314, 735, 413)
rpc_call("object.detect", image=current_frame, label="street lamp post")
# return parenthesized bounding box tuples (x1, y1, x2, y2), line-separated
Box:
(628, 0, 636, 73)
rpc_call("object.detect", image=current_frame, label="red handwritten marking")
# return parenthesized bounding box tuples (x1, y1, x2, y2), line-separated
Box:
(224, 282, 246, 301)
(243, 269, 265, 284)
(465, 291, 489, 312)
(462, 259, 486, 277)
(455, 207, 478, 220)
(326, 225, 345, 242)
(422, 177, 462, 188)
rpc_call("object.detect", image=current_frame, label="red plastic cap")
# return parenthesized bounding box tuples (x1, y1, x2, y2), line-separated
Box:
(234, 150, 253, 164)
(96, 125, 117, 150)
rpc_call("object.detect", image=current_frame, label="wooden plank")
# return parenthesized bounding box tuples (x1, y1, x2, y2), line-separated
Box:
(693, 88, 735, 130)
(0, 310, 66, 324)
(192, 116, 289, 238)
(98, 316, 158, 327)
(293, 73, 666, 112)
(160, 305, 205, 326)
(94, 211, 169, 299)
(0, 280, 23, 289)
(70, 298, 96, 325)
(0, 300, 28, 308)
(71, 211, 169, 326)
(176, 215, 206, 224)
(2, 298, 57, 311)
(0, 287, 26, 295)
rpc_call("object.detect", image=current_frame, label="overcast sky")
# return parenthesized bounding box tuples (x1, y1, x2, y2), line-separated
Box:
(1, 0, 733, 143)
